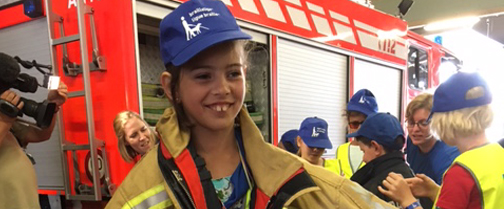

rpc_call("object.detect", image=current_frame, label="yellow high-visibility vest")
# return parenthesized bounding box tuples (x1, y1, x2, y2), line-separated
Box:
(434, 143, 504, 209)
(335, 142, 365, 179)
(324, 159, 341, 175)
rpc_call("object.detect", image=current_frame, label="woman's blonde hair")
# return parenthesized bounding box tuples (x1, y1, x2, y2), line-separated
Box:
(406, 93, 433, 122)
(113, 111, 156, 162)
(431, 87, 493, 142)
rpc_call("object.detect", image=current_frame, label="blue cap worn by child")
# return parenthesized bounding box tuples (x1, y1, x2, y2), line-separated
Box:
(428, 72, 492, 121)
(280, 129, 299, 154)
(159, 0, 252, 66)
(347, 113, 404, 151)
(298, 117, 333, 149)
(347, 89, 378, 116)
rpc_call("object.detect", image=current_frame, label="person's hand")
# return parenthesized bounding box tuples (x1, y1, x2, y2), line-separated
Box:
(47, 81, 68, 107)
(406, 173, 440, 201)
(0, 90, 24, 124)
(378, 172, 418, 208)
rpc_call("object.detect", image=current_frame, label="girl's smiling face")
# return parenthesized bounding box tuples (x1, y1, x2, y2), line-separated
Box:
(165, 42, 246, 131)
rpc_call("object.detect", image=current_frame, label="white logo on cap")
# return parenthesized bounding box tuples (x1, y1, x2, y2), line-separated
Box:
(181, 16, 209, 41)
(359, 96, 366, 104)
(312, 127, 320, 137)
(312, 127, 326, 137)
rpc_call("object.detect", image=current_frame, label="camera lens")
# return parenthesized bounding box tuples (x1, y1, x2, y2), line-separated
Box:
(19, 98, 56, 128)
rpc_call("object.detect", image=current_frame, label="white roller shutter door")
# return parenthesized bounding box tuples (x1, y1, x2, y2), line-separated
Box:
(353, 59, 402, 119)
(277, 38, 347, 157)
(0, 18, 64, 190)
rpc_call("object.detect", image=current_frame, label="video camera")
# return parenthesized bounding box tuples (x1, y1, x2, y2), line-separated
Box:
(0, 52, 56, 128)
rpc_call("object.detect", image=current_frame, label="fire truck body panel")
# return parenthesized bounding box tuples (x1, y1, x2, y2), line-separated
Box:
(0, 0, 459, 201)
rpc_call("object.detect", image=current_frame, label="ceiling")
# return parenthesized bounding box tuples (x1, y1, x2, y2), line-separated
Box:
(472, 14, 504, 44)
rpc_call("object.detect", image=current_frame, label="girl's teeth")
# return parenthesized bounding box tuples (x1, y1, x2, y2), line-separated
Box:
(211, 104, 230, 112)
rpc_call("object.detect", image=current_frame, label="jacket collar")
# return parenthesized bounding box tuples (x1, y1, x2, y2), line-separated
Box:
(156, 107, 304, 197)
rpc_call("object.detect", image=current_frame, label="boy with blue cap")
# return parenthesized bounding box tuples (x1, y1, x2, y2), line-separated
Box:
(279, 129, 299, 154)
(347, 112, 414, 206)
(105, 0, 397, 208)
(379, 72, 504, 209)
(295, 117, 340, 174)
(336, 89, 378, 179)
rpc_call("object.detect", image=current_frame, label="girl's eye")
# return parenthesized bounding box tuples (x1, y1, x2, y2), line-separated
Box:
(228, 70, 242, 78)
(195, 73, 211, 80)
(141, 127, 148, 132)
(129, 133, 138, 138)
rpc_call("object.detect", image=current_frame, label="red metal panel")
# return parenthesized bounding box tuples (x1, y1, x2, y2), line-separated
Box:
(173, 0, 407, 65)
(271, 35, 278, 146)
(348, 56, 354, 100)
(38, 190, 65, 195)
(48, 0, 139, 192)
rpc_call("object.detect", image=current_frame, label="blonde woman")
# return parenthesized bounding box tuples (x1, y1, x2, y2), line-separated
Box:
(113, 111, 157, 163)
(379, 72, 504, 209)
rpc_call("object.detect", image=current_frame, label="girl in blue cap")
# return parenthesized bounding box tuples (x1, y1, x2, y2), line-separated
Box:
(379, 72, 504, 209)
(106, 0, 398, 208)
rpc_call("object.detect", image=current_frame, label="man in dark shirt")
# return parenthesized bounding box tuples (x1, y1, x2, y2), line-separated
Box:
(348, 112, 414, 206)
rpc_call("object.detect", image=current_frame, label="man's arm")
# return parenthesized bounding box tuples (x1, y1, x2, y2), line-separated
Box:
(12, 115, 57, 146)
(0, 90, 24, 147)
(12, 82, 67, 146)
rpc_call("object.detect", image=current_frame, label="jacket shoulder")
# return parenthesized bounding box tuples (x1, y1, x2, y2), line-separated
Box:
(106, 146, 167, 209)
(296, 162, 396, 209)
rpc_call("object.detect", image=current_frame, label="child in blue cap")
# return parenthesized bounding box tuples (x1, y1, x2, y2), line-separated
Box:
(105, 1, 396, 208)
(336, 89, 378, 179)
(346, 112, 414, 206)
(279, 129, 298, 154)
(379, 72, 504, 209)
(295, 117, 341, 173)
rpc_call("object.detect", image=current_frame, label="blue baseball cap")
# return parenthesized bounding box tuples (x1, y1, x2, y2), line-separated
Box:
(298, 117, 332, 149)
(159, 0, 252, 66)
(280, 129, 299, 154)
(347, 113, 404, 151)
(347, 89, 378, 116)
(428, 72, 492, 121)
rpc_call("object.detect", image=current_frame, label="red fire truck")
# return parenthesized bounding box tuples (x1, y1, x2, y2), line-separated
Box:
(0, 0, 459, 205)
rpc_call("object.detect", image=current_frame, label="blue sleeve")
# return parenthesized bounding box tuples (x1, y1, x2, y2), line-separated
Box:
(405, 137, 414, 162)
(434, 144, 460, 184)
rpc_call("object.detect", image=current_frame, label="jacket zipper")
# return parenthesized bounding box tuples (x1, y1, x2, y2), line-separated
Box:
(172, 170, 197, 209)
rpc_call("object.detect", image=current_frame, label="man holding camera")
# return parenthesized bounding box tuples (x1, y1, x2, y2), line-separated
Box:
(0, 82, 67, 209)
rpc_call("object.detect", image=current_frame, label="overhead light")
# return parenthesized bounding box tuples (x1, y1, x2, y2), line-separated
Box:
(312, 32, 353, 42)
(424, 16, 480, 31)
(397, 0, 414, 18)
(377, 29, 408, 39)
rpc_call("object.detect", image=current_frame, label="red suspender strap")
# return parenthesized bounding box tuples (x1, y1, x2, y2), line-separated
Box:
(159, 140, 173, 159)
(174, 149, 208, 209)
(254, 189, 271, 209)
